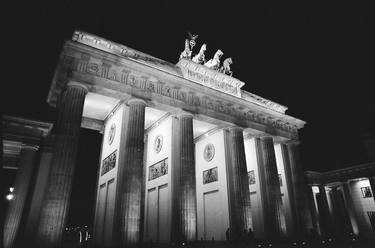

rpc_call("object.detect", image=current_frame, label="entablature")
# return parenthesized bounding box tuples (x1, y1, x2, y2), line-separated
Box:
(47, 38, 305, 140)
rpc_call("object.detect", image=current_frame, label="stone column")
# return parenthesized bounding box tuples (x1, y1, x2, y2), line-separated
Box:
(23, 134, 55, 244)
(285, 142, 313, 237)
(317, 185, 332, 236)
(280, 144, 297, 237)
(115, 98, 146, 245)
(255, 136, 283, 240)
(171, 112, 197, 243)
(368, 177, 375, 202)
(224, 127, 251, 238)
(4, 144, 39, 248)
(35, 82, 88, 247)
(306, 186, 321, 235)
(342, 181, 370, 236)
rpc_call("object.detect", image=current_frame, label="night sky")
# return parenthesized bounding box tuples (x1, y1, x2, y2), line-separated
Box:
(4, 0, 375, 226)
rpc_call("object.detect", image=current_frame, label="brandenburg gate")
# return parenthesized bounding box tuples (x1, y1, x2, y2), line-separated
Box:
(3, 30, 313, 247)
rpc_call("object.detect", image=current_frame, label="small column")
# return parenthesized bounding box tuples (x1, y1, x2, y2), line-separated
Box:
(224, 127, 251, 238)
(255, 136, 283, 240)
(4, 144, 39, 248)
(306, 186, 321, 235)
(115, 98, 147, 245)
(368, 177, 375, 202)
(35, 82, 88, 247)
(285, 142, 313, 236)
(171, 112, 197, 243)
(317, 185, 332, 236)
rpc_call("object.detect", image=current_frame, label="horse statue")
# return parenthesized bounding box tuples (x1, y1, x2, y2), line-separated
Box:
(204, 49, 223, 70)
(192, 44, 207, 64)
(179, 39, 192, 60)
(219, 57, 233, 76)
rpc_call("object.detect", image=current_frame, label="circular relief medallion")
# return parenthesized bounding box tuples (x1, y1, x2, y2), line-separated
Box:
(204, 144, 215, 162)
(154, 135, 163, 153)
(108, 123, 116, 145)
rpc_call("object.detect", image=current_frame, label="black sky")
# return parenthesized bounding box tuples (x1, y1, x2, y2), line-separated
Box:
(4, 1, 375, 182)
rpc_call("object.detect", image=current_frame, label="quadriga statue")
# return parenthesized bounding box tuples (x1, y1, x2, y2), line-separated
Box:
(179, 39, 192, 60)
(204, 49, 223, 70)
(192, 44, 207, 65)
(219, 57, 233, 76)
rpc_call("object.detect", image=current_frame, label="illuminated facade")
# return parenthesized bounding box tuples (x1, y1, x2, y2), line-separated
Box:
(3, 31, 313, 247)
(305, 163, 375, 239)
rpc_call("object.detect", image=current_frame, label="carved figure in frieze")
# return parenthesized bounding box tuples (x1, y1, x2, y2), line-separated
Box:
(179, 39, 192, 60)
(204, 49, 223, 70)
(192, 44, 207, 64)
(219, 57, 233, 76)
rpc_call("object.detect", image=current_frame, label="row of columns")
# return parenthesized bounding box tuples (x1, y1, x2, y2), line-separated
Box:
(3, 82, 310, 247)
(309, 178, 375, 238)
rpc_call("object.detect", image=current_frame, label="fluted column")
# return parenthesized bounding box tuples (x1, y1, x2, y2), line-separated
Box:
(171, 112, 197, 243)
(115, 98, 146, 245)
(317, 185, 332, 236)
(224, 127, 251, 238)
(35, 82, 88, 247)
(306, 186, 321, 235)
(255, 136, 283, 240)
(23, 134, 55, 244)
(280, 144, 297, 236)
(285, 142, 313, 236)
(368, 177, 375, 202)
(4, 144, 39, 248)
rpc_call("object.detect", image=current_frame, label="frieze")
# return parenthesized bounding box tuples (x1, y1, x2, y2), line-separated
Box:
(62, 54, 299, 135)
(177, 59, 244, 98)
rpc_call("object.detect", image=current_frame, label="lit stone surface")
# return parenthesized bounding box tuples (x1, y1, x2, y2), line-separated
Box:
(224, 127, 252, 236)
(285, 143, 313, 236)
(116, 99, 146, 244)
(255, 136, 283, 239)
(171, 113, 197, 242)
(35, 83, 87, 246)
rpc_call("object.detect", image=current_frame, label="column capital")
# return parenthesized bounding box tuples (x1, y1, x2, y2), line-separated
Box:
(173, 110, 194, 119)
(66, 81, 89, 92)
(224, 125, 243, 133)
(126, 98, 147, 106)
(21, 144, 39, 151)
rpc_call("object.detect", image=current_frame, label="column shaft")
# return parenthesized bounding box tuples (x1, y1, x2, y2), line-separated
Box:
(286, 143, 313, 236)
(171, 113, 197, 243)
(255, 137, 283, 239)
(23, 135, 55, 244)
(224, 127, 251, 237)
(35, 83, 87, 246)
(368, 177, 375, 202)
(306, 186, 321, 235)
(317, 185, 332, 236)
(4, 145, 39, 248)
(115, 99, 146, 245)
(280, 144, 297, 237)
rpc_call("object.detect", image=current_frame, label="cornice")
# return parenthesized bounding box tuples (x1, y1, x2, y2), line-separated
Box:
(47, 37, 305, 139)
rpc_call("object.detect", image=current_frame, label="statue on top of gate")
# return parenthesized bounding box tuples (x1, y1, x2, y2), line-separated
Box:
(192, 44, 207, 64)
(204, 49, 223, 70)
(178, 31, 234, 76)
(179, 31, 199, 60)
